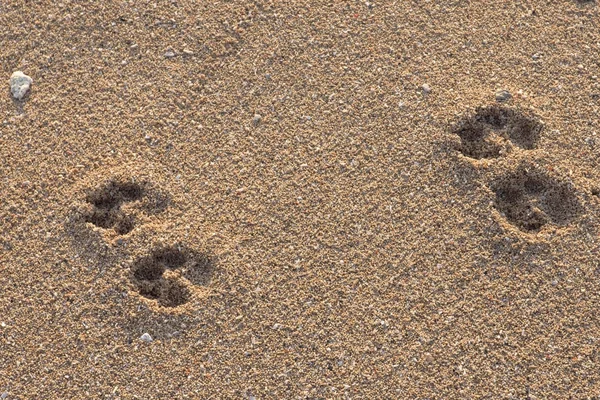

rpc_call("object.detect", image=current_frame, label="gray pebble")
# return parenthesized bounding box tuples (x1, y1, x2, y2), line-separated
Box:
(252, 114, 262, 126)
(140, 332, 153, 342)
(164, 50, 176, 58)
(495, 89, 512, 103)
(421, 84, 431, 94)
(9, 71, 33, 100)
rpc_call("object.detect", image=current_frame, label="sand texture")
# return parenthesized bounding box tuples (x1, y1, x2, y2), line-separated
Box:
(2, 1, 600, 398)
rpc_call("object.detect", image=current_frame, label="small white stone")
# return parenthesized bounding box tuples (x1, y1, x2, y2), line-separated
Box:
(9, 71, 33, 100)
(182, 49, 194, 55)
(164, 50, 175, 58)
(140, 333, 153, 342)
(421, 84, 431, 94)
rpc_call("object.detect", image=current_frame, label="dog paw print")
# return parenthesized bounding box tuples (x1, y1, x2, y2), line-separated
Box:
(452, 104, 583, 233)
(130, 246, 213, 308)
(82, 180, 168, 235)
(453, 106, 543, 159)
(492, 167, 582, 232)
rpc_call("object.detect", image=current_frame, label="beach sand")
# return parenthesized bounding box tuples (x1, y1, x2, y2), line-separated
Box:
(1, 1, 600, 398)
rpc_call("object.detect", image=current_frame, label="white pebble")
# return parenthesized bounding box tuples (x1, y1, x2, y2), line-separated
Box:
(140, 333, 153, 342)
(9, 71, 33, 100)
(421, 84, 431, 94)
(164, 50, 175, 58)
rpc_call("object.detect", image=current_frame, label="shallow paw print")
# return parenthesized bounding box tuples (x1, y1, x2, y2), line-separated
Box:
(130, 246, 214, 308)
(492, 167, 582, 232)
(82, 179, 169, 236)
(453, 106, 543, 159)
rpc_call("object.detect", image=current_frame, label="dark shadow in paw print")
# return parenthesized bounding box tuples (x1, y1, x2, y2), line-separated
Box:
(84, 181, 144, 234)
(453, 106, 543, 159)
(130, 246, 214, 308)
(82, 180, 169, 235)
(492, 167, 581, 232)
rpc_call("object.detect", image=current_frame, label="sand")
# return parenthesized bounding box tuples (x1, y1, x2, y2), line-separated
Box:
(1, 0, 600, 398)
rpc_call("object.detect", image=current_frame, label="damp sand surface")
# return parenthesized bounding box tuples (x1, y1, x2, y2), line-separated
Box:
(1, 1, 600, 398)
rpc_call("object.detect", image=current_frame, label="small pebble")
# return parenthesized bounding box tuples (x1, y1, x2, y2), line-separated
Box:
(421, 84, 431, 94)
(140, 333, 153, 342)
(424, 353, 434, 363)
(164, 49, 176, 58)
(182, 49, 194, 55)
(252, 114, 262, 126)
(495, 89, 512, 103)
(9, 71, 33, 100)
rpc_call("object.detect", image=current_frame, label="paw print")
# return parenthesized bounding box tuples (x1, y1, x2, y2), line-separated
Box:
(69, 169, 218, 314)
(453, 105, 542, 160)
(130, 246, 213, 308)
(452, 104, 581, 233)
(492, 167, 582, 232)
(82, 180, 168, 235)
